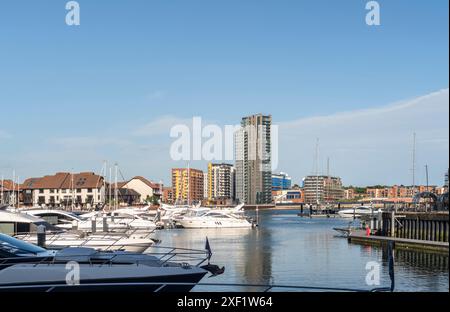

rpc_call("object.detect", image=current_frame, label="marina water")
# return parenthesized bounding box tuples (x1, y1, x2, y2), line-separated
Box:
(153, 209, 449, 292)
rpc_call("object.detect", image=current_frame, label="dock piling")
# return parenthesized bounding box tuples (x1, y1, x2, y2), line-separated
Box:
(37, 225, 46, 248)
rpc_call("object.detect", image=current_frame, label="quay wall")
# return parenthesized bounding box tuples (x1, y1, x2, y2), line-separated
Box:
(380, 212, 449, 243)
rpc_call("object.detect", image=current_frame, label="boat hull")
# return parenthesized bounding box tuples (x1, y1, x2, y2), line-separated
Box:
(177, 219, 252, 229)
(0, 264, 207, 292)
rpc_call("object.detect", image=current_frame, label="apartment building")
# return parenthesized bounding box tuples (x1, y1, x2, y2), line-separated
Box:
(366, 185, 439, 200)
(172, 168, 204, 204)
(272, 172, 292, 191)
(235, 114, 272, 204)
(303, 175, 344, 204)
(162, 186, 175, 204)
(207, 163, 236, 201)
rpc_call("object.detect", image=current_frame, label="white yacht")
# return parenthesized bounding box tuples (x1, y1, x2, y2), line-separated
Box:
(0, 209, 59, 235)
(24, 209, 156, 232)
(15, 232, 157, 253)
(79, 210, 157, 231)
(337, 205, 381, 218)
(0, 233, 214, 292)
(176, 209, 253, 229)
(0, 210, 156, 252)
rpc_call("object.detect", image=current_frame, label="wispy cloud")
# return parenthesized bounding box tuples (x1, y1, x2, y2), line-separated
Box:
(146, 90, 167, 102)
(2, 89, 448, 186)
(277, 88, 449, 185)
(133, 115, 192, 137)
(0, 130, 12, 140)
(47, 136, 132, 149)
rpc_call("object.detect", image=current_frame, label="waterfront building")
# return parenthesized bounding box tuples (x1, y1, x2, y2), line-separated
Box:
(118, 176, 161, 204)
(302, 175, 344, 204)
(445, 169, 449, 190)
(110, 186, 141, 206)
(272, 172, 292, 191)
(172, 168, 204, 204)
(366, 185, 439, 201)
(162, 186, 175, 204)
(272, 189, 303, 204)
(203, 172, 208, 199)
(234, 114, 272, 205)
(21, 172, 105, 208)
(0, 180, 15, 205)
(344, 188, 355, 200)
(207, 163, 236, 202)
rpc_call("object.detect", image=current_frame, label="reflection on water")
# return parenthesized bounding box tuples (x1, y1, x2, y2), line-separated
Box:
(152, 210, 449, 292)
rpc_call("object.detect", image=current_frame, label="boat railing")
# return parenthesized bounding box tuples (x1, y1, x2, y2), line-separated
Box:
(144, 245, 210, 266)
(0, 245, 210, 268)
(0, 281, 393, 292)
(15, 227, 156, 241)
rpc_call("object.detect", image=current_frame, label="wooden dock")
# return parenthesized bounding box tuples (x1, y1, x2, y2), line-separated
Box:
(348, 230, 449, 253)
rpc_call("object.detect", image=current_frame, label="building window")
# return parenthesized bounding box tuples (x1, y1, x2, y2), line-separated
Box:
(39, 189, 44, 194)
(87, 188, 93, 193)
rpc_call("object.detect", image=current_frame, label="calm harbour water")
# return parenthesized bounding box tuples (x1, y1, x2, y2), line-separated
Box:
(152, 209, 449, 292)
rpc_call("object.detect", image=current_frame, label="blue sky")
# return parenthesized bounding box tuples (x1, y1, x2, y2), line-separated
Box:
(0, 0, 448, 186)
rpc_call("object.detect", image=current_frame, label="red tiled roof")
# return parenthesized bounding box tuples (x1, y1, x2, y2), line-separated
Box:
(21, 172, 104, 190)
(0, 180, 15, 191)
(130, 176, 161, 190)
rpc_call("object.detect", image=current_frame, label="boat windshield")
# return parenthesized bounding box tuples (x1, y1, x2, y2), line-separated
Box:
(184, 209, 209, 217)
(0, 233, 47, 255)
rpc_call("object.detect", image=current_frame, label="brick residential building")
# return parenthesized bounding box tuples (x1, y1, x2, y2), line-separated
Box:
(172, 168, 204, 204)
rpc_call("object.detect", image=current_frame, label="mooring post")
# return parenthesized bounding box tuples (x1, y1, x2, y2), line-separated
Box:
(91, 216, 97, 233)
(103, 214, 108, 232)
(37, 225, 46, 248)
(378, 211, 383, 234)
(391, 211, 395, 238)
(72, 220, 78, 230)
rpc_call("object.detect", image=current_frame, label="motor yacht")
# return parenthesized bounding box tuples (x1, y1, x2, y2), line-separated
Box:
(23, 209, 129, 232)
(0, 210, 156, 252)
(0, 209, 60, 235)
(176, 209, 253, 229)
(15, 231, 157, 253)
(337, 205, 382, 218)
(0, 233, 214, 292)
(24, 209, 156, 233)
(79, 210, 157, 231)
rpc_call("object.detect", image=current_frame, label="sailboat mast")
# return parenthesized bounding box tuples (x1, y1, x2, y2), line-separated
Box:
(12, 169, 15, 208)
(102, 160, 107, 208)
(412, 132, 416, 195)
(1, 174, 3, 205)
(315, 138, 319, 207)
(17, 176, 20, 209)
(187, 163, 190, 206)
(114, 163, 118, 210)
(109, 167, 112, 210)
(71, 170, 75, 211)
